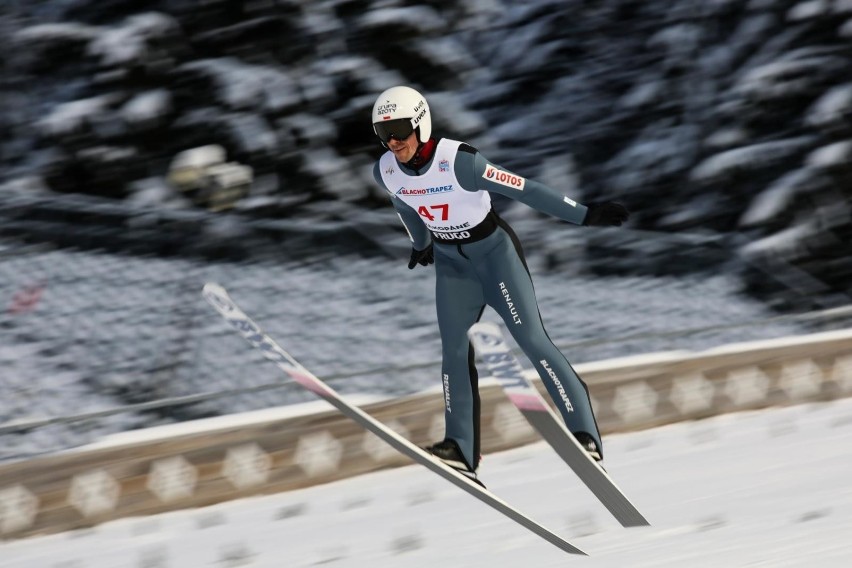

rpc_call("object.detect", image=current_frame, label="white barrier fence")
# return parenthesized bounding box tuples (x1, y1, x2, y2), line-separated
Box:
(2, 328, 851, 539)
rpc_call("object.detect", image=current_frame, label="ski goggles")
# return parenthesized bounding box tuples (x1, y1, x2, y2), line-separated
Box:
(373, 118, 414, 143)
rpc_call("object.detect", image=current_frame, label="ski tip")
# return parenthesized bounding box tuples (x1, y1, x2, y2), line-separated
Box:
(202, 282, 230, 302)
(202, 283, 235, 314)
(202, 282, 222, 294)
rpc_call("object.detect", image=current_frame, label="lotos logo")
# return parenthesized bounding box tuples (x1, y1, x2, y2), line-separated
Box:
(482, 165, 525, 191)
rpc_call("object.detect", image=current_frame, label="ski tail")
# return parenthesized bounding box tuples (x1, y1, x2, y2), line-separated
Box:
(202, 283, 587, 555)
(469, 321, 650, 528)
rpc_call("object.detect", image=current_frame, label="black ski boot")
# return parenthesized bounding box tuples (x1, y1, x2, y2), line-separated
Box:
(574, 432, 602, 462)
(424, 439, 485, 488)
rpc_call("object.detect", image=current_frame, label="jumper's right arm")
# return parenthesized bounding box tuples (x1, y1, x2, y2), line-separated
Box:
(373, 162, 432, 251)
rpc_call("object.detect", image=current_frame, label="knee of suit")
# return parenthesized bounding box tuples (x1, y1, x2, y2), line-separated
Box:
(443, 342, 471, 362)
(512, 327, 553, 355)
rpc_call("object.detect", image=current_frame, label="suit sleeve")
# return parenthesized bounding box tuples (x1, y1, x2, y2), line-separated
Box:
(453, 147, 589, 225)
(372, 162, 432, 250)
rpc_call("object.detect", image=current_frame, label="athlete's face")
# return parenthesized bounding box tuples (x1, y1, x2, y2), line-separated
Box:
(387, 131, 419, 163)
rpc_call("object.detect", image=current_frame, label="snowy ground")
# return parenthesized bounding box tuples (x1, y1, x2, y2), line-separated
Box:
(4, 398, 852, 567)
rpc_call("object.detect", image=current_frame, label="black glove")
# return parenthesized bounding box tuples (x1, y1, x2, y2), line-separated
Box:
(583, 201, 629, 227)
(408, 244, 434, 269)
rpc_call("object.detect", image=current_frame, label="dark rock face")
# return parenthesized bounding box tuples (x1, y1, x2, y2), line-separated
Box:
(2, 0, 851, 309)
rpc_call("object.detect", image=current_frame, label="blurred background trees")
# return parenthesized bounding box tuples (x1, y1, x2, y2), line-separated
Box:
(2, 0, 851, 310)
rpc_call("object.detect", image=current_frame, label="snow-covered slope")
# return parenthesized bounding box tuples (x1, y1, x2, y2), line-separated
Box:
(3, 397, 851, 567)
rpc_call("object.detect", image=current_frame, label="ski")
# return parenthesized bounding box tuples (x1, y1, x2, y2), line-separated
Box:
(202, 283, 586, 556)
(468, 322, 649, 528)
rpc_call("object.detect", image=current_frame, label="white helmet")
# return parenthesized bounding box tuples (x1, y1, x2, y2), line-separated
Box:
(371, 86, 431, 146)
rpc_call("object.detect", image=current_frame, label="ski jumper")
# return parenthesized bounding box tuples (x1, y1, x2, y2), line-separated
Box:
(373, 138, 601, 469)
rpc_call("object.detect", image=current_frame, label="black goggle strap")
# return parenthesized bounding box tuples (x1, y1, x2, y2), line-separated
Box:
(374, 118, 414, 143)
